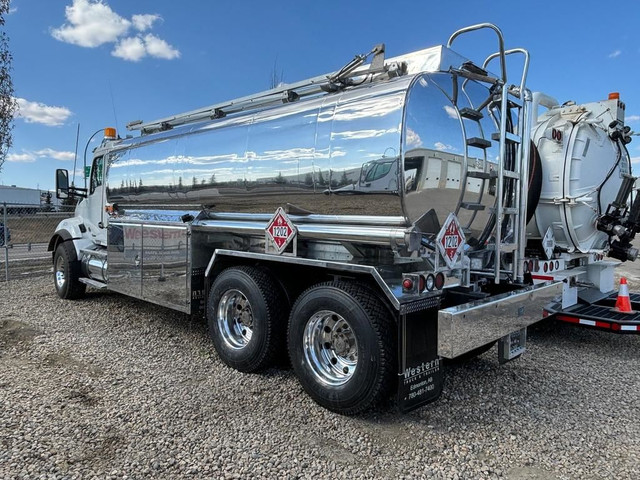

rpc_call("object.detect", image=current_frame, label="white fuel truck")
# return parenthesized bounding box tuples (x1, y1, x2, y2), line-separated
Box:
(50, 24, 640, 414)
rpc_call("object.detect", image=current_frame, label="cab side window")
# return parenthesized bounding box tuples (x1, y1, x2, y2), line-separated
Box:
(90, 156, 104, 194)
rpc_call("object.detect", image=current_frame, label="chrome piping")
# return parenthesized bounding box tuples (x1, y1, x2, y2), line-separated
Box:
(193, 220, 411, 247)
(204, 212, 409, 227)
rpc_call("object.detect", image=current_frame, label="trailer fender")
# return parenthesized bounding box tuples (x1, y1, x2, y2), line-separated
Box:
(203, 249, 404, 313)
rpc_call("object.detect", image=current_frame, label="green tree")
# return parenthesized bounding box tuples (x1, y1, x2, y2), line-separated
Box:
(304, 172, 313, 186)
(340, 171, 349, 186)
(275, 171, 286, 184)
(178, 176, 183, 189)
(0, 0, 17, 173)
(317, 169, 326, 186)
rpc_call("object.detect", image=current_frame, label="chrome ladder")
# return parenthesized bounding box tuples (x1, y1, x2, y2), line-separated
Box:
(448, 24, 531, 284)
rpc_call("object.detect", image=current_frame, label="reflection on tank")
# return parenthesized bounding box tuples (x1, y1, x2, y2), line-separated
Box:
(103, 71, 500, 228)
(332, 154, 399, 195)
(403, 147, 495, 236)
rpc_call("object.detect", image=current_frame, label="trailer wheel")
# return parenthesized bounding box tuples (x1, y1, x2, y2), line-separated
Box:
(207, 266, 287, 372)
(53, 241, 86, 300)
(288, 281, 395, 415)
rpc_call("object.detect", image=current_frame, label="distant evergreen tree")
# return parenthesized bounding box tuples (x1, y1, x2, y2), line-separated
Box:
(304, 172, 313, 186)
(317, 169, 326, 186)
(275, 172, 286, 184)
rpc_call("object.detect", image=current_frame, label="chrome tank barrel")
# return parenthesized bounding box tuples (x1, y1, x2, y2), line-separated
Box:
(106, 56, 500, 238)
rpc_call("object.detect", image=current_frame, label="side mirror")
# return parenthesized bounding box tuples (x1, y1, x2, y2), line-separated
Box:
(56, 169, 69, 199)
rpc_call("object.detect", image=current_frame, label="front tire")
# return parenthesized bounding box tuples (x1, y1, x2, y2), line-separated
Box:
(53, 241, 86, 300)
(288, 281, 395, 415)
(207, 266, 287, 372)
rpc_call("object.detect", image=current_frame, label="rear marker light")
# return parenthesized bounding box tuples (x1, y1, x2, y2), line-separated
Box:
(402, 279, 413, 290)
(434, 272, 445, 290)
(425, 274, 435, 291)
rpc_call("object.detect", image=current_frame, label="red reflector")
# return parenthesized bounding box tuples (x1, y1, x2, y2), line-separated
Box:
(595, 321, 612, 329)
(542, 309, 549, 318)
(543, 262, 548, 273)
(557, 315, 580, 324)
(549, 261, 554, 272)
(418, 275, 425, 292)
(402, 279, 413, 290)
(611, 323, 621, 331)
(434, 272, 445, 290)
(528, 260, 534, 272)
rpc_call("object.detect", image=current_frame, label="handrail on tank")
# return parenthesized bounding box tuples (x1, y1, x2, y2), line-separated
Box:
(483, 48, 530, 98)
(447, 23, 507, 84)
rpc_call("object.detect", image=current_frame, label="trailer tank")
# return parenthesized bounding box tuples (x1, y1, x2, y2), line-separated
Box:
(105, 48, 504, 240)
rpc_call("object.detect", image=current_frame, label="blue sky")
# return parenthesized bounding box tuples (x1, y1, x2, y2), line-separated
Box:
(3, 0, 640, 191)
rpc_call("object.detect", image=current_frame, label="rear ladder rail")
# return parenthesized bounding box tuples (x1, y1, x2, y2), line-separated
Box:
(448, 24, 531, 283)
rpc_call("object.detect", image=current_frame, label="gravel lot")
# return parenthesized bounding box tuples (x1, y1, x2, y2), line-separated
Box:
(1, 274, 639, 479)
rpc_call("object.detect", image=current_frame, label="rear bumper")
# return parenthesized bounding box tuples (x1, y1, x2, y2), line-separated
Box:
(438, 281, 563, 358)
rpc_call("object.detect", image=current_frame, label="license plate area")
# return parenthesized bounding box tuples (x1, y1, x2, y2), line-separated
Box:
(498, 327, 527, 363)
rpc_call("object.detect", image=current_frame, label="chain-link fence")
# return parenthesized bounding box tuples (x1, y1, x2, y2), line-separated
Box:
(0, 203, 76, 282)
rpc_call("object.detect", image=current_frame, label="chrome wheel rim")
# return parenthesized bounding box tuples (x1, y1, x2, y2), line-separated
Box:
(55, 255, 65, 290)
(217, 289, 253, 349)
(303, 310, 358, 386)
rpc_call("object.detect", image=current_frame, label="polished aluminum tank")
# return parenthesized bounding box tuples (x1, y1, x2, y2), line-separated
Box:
(105, 46, 500, 235)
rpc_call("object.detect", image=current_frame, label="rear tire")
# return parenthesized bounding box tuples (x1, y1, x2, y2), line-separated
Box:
(53, 241, 86, 300)
(288, 281, 395, 415)
(207, 266, 287, 372)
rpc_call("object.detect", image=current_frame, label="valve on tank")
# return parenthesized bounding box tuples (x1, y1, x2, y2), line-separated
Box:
(597, 173, 640, 261)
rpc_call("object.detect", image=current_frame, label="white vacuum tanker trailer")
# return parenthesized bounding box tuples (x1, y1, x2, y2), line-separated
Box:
(50, 24, 640, 414)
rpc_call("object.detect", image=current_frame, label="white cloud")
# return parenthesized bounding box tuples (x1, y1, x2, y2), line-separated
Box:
(112, 36, 146, 61)
(608, 50, 622, 58)
(112, 34, 180, 61)
(444, 105, 459, 120)
(8, 7, 17, 14)
(626, 115, 640, 122)
(33, 149, 76, 161)
(143, 34, 180, 60)
(435, 142, 455, 151)
(631, 157, 640, 165)
(7, 148, 76, 163)
(51, 1, 180, 61)
(51, 0, 131, 47)
(16, 98, 73, 126)
(132, 14, 161, 31)
(405, 128, 422, 147)
(6, 152, 36, 163)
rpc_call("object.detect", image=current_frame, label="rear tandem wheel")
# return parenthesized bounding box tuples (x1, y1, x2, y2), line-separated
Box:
(287, 281, 396, 415)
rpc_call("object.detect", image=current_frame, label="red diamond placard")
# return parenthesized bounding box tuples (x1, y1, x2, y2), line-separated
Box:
(266, 207, 296, 254)
(436, 213, 465, 268)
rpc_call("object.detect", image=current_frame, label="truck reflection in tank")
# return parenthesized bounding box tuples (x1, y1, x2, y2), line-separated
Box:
(331, 156, 400, 195)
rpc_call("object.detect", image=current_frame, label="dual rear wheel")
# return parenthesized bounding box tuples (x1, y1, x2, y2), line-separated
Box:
(207, 268, 395, 414)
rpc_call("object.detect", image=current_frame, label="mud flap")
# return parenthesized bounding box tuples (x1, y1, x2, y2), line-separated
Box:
(397, 308, 444, 412)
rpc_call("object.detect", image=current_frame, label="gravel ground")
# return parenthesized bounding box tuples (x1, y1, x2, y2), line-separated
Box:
(1, 275, 639, 479)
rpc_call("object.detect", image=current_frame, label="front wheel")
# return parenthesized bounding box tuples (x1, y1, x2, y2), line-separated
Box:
(288, 281, 396, 415)
(207, 266, 287, 372)
(53, 241, 86, 300)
